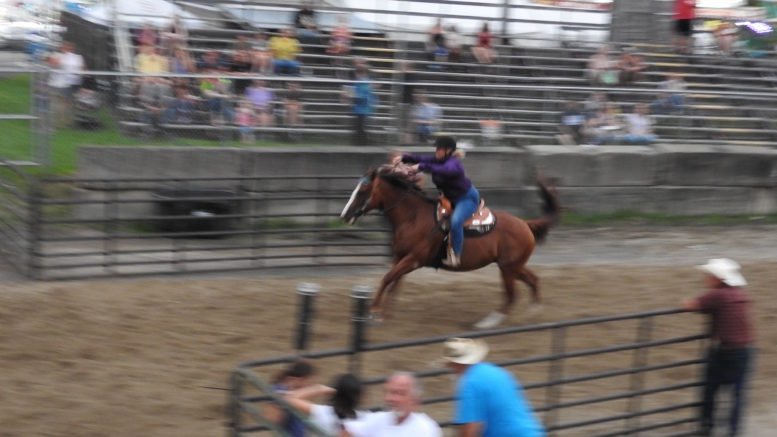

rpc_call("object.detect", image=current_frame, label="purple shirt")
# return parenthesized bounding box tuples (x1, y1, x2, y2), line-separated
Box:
(402, 153, 472, 202)
(246, 86, 273, 110)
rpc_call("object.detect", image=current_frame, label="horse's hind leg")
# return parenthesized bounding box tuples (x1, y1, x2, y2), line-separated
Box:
(516, 267, 541, 305)
(474, 265, 516, 329)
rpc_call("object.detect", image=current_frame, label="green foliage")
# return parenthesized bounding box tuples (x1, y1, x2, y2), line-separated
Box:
(562, 210, 777, 226)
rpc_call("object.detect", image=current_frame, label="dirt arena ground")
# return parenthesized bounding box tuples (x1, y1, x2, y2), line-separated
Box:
(0, 225, 775, 436)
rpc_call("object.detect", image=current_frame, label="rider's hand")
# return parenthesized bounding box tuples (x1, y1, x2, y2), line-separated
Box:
(389, 151, 402, 165)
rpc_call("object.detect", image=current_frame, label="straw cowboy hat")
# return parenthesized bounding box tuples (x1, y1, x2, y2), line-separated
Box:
(441, 338, 489, 365)
(696, 258, 747, 287)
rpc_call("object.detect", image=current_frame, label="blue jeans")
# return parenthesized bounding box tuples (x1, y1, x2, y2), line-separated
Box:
(273, 59, 301, 76)
(450, 186, 480, 256)
(700, 346, 753, 436)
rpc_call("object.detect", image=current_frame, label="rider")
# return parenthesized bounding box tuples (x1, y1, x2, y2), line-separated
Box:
(398, 136, 479, 267)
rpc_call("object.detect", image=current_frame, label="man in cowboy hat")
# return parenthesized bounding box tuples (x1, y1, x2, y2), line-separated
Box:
(682, 258, 756, 437)
(442, 338, 544, 437)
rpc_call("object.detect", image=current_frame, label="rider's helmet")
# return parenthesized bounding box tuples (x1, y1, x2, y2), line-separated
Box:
(434, 135, 457, 152)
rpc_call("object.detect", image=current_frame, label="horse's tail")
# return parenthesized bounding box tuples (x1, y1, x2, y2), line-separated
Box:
(526, 176, 560, 244)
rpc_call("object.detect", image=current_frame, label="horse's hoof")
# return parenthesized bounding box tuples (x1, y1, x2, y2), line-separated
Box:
(369, 312, 385, 325)
(474, 311, 506, 330)
(527, 304, 544, 316)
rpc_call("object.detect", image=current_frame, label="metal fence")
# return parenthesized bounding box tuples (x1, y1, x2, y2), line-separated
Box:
(0, 170, 395, 280)
(229, 291, 708, 436)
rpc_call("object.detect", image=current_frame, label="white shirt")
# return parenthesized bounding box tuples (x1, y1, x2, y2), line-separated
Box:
(309, 404, 367, 435)
(344, 411, 442, 437)
(49, 51, 84, 89)
(625, 113, 653, 136)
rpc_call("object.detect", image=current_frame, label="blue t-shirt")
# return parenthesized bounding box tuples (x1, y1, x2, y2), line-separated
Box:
(454, 362, 545, 437)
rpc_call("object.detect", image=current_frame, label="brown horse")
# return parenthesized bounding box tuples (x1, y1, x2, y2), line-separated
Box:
(340, 165, 561, 329)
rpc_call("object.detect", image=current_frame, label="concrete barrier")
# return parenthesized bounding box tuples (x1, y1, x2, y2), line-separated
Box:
(76, 145, 777, 216)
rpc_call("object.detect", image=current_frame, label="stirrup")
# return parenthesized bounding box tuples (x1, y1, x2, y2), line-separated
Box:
(442, 249, 460, 267)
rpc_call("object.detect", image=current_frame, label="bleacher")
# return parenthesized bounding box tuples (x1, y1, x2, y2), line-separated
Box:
(115, 6, 777, 147)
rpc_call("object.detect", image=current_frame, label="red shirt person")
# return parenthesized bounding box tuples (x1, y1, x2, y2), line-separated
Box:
(683, 258, 755, 437)
(673, 0, 696, 54)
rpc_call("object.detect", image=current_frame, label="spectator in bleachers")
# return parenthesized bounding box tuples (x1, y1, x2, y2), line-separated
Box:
(170, 47, 196, 75)
(472, 22, 496, 64)
(165, 85, 196, 125)
(135, 44, 169, 77)
(714, 21, 738, 56)
(199, 70, 234, 125)
(617, 48, 647, 86)
(557, 101, 586, 146)
(587, 45, 617, 86)
(250, 32, 273, 75)
(583, 92, 608, 119)
(673, 0, 696, 55)
(197, 50, 223, 72)
(328, 15, 352, 57)
(235, 99, 257, 144)
(621, 103, 657, 145)
(231, 47, 254, 95)
(397, 61, 419, 146)
(584, 102, 623, 145)
(245, 80, 274, 133)
(412, 92, 442, 144)
(345, 62, 376, 146)
(328, 15, 352, 77)
(446, 25, 465, 63)
(137, 24, 158, 48)
(47, 41, 84, 128)
(161, 15, 188, 52)
(270, 28, 302, 76)
(283, 82, 303, 137)
(427, 18, 447, 60)
(651, 73, 687, 114)
(294, 0, 321, 44)
(139, 77, 172, 132)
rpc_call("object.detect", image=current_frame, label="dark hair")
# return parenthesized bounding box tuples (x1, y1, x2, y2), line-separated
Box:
(273, 359, 315, 384)
(435, 135, 456, 151)
(331, 374, 362, 420)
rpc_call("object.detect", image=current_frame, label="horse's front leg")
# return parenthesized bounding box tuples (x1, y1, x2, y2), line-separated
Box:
(371, 255, 421, 320)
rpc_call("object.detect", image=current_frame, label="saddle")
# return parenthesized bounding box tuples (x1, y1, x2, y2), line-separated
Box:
(436, 195, 496, 236)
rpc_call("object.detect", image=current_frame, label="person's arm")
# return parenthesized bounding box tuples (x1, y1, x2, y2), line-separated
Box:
(401, 153, 437, 165)
(459, 422, 482, 437)
(418, 157, 464, 176)
(682, 289, 717, 313)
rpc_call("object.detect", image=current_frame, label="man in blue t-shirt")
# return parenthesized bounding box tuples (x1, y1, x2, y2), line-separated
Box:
(442, 338, 545, 437)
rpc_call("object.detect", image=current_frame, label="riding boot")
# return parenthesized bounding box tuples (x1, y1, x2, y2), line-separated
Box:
(442, 248, 460, 267)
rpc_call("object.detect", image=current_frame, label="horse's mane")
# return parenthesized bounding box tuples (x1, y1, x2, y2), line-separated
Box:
(375, 165, 436, 204)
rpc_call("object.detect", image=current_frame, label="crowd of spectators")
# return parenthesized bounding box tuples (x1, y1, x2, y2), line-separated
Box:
(557, 91, 661, 146)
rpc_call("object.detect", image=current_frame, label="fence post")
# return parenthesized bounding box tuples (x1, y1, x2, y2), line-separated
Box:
(294, 282, 320, 351)
(349, 285, 373, 375)
(227, 371, 244, 437)
(626, 315, 655, 435)
(544, 325, 568, 436)
(26, 178, 42, 280)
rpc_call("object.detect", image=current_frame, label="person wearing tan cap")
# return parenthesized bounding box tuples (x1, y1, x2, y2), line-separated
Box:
(683, 258, 756, 437)
(442, 338, 544, 437)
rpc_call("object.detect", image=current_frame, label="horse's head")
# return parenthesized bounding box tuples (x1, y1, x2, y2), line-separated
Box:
(340, 168, 378, 225)
(341, 165, 423, 225)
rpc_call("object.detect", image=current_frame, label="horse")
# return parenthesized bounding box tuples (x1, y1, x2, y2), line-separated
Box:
(340, 165, 561, 329)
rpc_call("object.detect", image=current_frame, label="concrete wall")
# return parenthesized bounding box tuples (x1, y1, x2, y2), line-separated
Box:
(77, 145, 777, 217)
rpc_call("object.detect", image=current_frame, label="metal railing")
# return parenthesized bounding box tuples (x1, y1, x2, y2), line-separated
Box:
(229, 293, 708, 436)
(25, 174, 392, 280)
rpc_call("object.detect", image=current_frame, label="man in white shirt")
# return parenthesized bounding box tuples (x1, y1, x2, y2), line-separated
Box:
(622, 103, 657, 145)
(342, 372, 442, 437)
(47, 41, 84, 128)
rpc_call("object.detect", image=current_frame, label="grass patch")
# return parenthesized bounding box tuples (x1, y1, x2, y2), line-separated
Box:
(0, 74, 328, 175)
(562, 210, 777, 226)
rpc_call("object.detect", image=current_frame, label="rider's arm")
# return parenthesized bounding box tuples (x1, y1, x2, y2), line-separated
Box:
(400, 153, 436, 165)
(419, 158, 464, 177)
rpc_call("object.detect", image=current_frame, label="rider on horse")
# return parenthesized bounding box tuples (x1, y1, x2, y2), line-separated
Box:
(397, 136, 479, 267)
